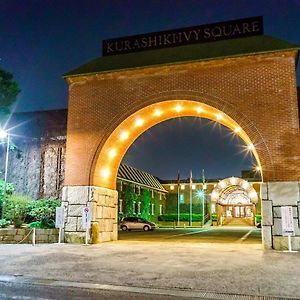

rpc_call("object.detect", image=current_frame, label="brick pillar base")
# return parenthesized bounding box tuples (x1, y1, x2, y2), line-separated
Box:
(62, 186, 118, 244)
(261, 182, 300, 250)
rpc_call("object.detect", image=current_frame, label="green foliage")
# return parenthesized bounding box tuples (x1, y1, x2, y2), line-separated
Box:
(140, 189, 150, 219)
(25, 198, 61, 228)
(158, 213, 203, 222)
(123, 184, 137, 217)
(256, 214, 261, 223)
(4, 194, 31, 228)
(0, 219, 9, 228)
(0, 68, 20, 116)
(211, 213, 217, 221)
(0, 179, 14, 217)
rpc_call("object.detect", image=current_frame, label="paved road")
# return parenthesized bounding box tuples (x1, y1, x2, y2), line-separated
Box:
(118, 227, 262, 244)
(0, 281, 203, 300)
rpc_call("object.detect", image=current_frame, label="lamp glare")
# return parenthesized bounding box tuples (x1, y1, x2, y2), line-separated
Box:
(0, 129, 8, 139)
(154, 109, 162, 117)
(175, 105, 183, 112)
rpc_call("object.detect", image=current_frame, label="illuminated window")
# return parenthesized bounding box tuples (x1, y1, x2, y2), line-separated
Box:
(119, 199, 123, 213)
(151, 203, 155, 215)
(192, 184, 196, 190)
(180, 194, 184, 203)
(180, 184, 185, 190)
(170, 185, 174, 190)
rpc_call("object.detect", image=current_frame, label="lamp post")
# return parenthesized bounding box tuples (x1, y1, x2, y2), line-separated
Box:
(0, 129, 10, 219)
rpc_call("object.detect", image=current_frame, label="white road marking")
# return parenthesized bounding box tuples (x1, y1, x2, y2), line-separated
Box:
(238, 228, 255, 242)
(166, 228, 212, 239)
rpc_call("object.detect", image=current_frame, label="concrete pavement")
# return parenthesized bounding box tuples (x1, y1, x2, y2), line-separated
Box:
(0, 228, 299, 299)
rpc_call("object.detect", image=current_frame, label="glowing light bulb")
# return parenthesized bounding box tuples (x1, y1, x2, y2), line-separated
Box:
(170, 185, 174, 190)
(216, 114, 223, 120)
(153, 109, 162, 117)
(101, 168, 110, 178)
(196, 106, 204, 113)
(234, 127, 241, 133)
(211, 191, 219, 200)
(218, 180, 227, 189)
(175, 105, 183, 112)
(247, 144, 254, 151)
(255, 166, 261, 171)
(109, 149, 116, 158)
(230, 177, 237, 185)
(135, 118, 144, 127)
(120, 131, 129, 140)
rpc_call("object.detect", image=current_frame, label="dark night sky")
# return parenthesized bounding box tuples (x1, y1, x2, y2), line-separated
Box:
(1, 1, 299, 179)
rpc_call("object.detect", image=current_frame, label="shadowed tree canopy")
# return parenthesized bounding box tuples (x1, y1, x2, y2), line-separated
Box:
(0, 68, 20, 118)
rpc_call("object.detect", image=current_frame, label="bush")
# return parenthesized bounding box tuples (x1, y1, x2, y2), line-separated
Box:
(4, 194, 31, 228)
(158, 213, 203, 222)
(0, 180, 14, 217)
(0, 219, 10, 228)
(25, 198, 61, 228)
(256, 214, 261, 223)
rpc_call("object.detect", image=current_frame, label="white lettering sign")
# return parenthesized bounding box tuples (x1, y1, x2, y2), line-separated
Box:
(55, 207, 65, 229)
(82, 207, 91, 229)
(281, 206, 294, 236)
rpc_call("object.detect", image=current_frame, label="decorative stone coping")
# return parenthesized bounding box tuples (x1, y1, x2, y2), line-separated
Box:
(0, 228, 59, 244)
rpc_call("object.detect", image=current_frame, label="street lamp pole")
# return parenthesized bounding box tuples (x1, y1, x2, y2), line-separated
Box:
(0, 130, 9, 219)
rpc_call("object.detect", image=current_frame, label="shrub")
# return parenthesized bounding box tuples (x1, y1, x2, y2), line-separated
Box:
(0, 180, 14, 217)
(4, 194, 31, 228)
(256, 214, 262, 223)
(0, 219, 10, 228)
(25, 198, 61, 228)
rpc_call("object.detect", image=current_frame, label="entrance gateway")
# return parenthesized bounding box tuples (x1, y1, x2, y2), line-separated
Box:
(62, 17, 300, 250)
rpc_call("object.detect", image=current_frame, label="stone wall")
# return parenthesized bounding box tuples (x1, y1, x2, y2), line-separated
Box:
(0, 228, 59, 244)
(262, 182, 300, 250)
(0, 138, 66, 199)
(62, 186, 118, 243)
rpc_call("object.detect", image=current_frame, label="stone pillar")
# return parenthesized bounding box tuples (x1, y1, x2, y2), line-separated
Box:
(261, 182, 300, 250)
(62, 186, 118, 243)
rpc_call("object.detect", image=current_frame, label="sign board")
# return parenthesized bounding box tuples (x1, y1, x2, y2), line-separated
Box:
(55, 207, 65, 229)
(103, 16, 263, 56)
(82, 207, 91, 229)
(281, 206, 295, 236)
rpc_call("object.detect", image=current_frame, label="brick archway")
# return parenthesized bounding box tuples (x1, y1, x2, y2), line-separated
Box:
(63, 48, 300, 249)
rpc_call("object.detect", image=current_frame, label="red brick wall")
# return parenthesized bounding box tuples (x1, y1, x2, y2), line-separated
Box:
(65, 50, 300, 186)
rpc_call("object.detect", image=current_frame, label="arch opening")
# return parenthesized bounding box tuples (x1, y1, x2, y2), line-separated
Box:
(93, 100, 263, 190)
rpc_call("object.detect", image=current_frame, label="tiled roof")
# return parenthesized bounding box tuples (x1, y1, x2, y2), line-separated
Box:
(64, 35, 299, 77)
(117, 164, 166, 192)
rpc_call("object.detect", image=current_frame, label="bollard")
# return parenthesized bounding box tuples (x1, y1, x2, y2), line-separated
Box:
(32, 228, 36, 246)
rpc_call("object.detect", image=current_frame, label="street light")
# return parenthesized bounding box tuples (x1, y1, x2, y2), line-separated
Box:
(0, 129, 10, 219)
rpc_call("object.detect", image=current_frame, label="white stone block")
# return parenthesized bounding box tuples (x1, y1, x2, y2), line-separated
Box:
(68, 204, 85, 217)
(268, 182, 299, 206)
(261, 200, 273, 225)
(261, 183, 268, 200)
(273, 236, 300, 251)
(65, 217, 77, 232)
(262, 225, 272, 249)
(66, 186, 90, 205)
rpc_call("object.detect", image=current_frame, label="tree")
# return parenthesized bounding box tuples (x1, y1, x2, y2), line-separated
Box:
(123, 184, 137, 217)
(140, 189, 150, 220)
(0, 68, 20, 117)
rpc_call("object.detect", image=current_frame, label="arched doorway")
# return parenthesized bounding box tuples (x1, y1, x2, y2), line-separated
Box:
(211, 177, 259, 226)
